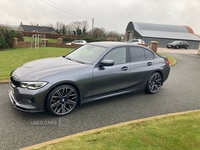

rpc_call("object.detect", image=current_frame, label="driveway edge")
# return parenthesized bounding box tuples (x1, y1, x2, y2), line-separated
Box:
(0, 79, 9, 84)
(19, 109, 200, 150)
(169, 56, 177, 66)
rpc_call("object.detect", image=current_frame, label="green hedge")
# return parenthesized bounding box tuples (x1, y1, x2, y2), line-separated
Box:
(15, 32, 24, 41)
(0, 26, 15, 49)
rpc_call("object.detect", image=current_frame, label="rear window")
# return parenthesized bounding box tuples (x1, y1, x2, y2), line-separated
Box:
(145, 49, 154, 60)
(129, 47, 145, 62)
(129, 47, 154, 62)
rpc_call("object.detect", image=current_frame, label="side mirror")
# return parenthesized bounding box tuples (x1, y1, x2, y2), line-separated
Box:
(100, 59, 114, 67)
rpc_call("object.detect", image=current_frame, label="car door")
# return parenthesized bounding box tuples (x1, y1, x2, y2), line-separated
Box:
(127, 46, 154, 89)
(179, 41, 184, 48)
(92, 47, 129, 95)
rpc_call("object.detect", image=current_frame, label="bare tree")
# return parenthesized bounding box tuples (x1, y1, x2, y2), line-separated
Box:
(92, 27, 106, 39)
(82, 20, 89, 34)
(55, 22, 61, 34)
(30, 22, 37, 26)
(46, 23, 54, 27)
(70, 21, 81, 35)
(69, 20, 89, 36)
(65, 25, 73, 35)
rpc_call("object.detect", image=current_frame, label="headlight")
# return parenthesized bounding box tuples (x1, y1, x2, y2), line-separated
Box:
(20, 82, 48, 90)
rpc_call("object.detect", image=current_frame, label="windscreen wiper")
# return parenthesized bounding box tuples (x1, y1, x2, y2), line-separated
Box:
(65, 57, 71, 60)
(75, 60, 85, 64)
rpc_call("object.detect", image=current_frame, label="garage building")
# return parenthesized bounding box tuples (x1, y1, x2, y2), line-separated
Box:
(125, 22, 200, 49)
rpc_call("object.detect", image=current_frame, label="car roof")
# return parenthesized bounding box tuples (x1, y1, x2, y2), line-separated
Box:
(88, 41, 143, 48)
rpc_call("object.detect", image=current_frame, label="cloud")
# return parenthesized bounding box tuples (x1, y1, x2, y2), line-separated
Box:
(0, 0, 200, 34)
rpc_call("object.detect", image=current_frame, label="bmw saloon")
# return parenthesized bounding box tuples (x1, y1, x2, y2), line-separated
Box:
(9, 42, 170, 116)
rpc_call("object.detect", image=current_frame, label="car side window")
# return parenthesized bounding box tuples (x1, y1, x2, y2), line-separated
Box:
(145, 49, 154, 60)
(129, 47, 145, 62)
(103, 47, 126, 65)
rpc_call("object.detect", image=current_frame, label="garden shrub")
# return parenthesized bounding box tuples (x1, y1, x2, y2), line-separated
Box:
(83, 37, 104, 42)
(0, 26, 15, 49)
(15, 32, 24, 41)
(62, 37, 77, 42)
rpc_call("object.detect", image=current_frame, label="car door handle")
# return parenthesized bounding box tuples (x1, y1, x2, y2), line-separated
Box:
(147, 62, 152, 66)
(121, 66, 128, 71)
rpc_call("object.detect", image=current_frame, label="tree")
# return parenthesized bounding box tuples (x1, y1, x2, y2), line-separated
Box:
(65, 25, 73, 35)
(0, 26, 15, 49)
(106, 31, 125, 41)
(61, 25, 66, 35)
(82, 20, 89, 34)
(92, 27, 106, 39)
(69, 20, 89, 36)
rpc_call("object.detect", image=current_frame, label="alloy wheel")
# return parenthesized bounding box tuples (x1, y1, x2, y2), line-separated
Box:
(47, 85, 77, 116)
(146, 72, 162, 94)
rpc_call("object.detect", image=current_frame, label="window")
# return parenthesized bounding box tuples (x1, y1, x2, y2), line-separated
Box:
(145, 49, 154, 60)
(103, 47, 126, 65)
(130, 47, 155, 62)
(129, 47, 145, 62)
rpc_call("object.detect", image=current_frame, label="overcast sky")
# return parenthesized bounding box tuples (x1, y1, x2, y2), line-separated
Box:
(0, 0, 200, 34)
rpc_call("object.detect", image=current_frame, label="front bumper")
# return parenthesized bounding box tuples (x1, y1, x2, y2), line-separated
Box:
(8, 82, 52, 113)
(167, 45, 173, 48)
(8, 89, 43, 113)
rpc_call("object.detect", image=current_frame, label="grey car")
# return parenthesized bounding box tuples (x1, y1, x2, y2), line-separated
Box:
(8, 42, 170, 116)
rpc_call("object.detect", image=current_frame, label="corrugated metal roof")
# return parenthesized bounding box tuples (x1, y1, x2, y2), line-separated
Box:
(131, 22, 200, 41)
(138, 30, 200, 41)
(134, 22, 188, 32)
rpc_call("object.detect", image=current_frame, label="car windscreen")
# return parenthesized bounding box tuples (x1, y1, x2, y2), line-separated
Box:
(172, 41, 180, 44)
(65, 45, 107, 64)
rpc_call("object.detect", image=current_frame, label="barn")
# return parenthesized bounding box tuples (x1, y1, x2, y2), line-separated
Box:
(125, 22, 200, 49)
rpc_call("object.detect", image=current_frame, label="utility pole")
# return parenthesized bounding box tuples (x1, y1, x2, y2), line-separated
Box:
(92, 18, 94, 38)
(92, 18, 94, 31)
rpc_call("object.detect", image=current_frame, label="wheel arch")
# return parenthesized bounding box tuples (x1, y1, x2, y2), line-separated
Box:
(44, 82, 82, 111)
(145, 70, 163, 94)
(149, 70, 164, 85)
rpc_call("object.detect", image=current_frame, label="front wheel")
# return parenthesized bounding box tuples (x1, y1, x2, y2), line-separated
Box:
(176, 45, 179, 49)
(46, 85, 78, 116)
(145, 72, 162, 94)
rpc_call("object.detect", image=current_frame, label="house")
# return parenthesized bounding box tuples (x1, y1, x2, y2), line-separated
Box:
(18, 23, 57, 34)
(107, 37, 118, 41)
(125, 22, 200, 49)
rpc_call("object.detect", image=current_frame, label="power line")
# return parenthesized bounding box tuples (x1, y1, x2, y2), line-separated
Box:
(41, 0, 92, 20)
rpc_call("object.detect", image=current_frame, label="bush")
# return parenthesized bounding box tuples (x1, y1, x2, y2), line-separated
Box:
(15, 32, 24, 41)
(83, 37, 104, 42)
(62, 37, 77, 42)
(0, 26, 15, 49)
(62, 36, 105, 43)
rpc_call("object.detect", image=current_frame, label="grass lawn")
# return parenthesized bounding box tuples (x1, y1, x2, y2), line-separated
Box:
(0, 47, 174, 80)
(159, 53, 176, 64)
(0, 47, 73, 79)
(22, 110, 200, 150)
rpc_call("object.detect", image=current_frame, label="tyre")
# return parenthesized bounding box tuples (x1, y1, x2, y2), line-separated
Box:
(145, 72, 162, 94)
(46, 85, 78, 116)
(176, 45, 179, 49)
(185, 45, 189, 49)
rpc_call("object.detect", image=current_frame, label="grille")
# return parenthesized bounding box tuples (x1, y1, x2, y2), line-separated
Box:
(10, 76, 20, 87)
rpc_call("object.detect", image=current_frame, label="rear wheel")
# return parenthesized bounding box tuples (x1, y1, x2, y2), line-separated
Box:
(145, 72, 162, 94)
(46, 85, 78, 116)
(176, 45, 179, 49)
